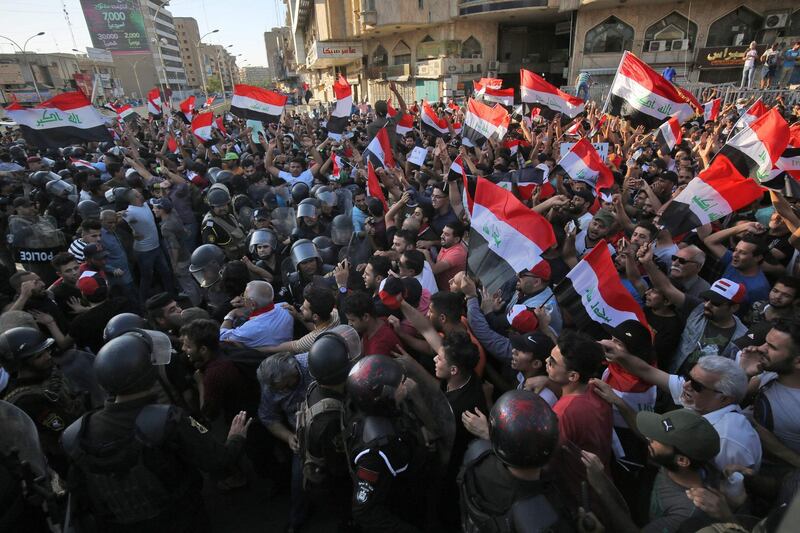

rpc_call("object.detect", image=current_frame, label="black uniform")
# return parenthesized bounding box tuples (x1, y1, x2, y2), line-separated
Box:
(344, 408, 424, 533)
(458, 439, 575, 533)
(61, 395, 245, 533)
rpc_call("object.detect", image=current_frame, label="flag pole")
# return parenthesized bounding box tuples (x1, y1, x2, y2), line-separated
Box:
(601, 50, 625, 116)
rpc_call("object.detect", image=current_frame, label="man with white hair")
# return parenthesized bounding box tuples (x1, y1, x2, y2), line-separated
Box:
(219, 280, 293, 349)
(602, 342, 762, 482)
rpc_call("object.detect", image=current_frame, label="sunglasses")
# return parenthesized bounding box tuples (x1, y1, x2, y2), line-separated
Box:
(671, 255, 698, 265)
(684, 374, 720, 394)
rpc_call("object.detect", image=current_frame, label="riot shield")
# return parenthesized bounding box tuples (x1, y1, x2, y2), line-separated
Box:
(336, 187, 353, 219)
(397, 360, 455, 468)
(0, 400, 47, 479)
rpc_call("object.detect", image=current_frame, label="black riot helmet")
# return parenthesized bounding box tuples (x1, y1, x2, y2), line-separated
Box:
(291, 182, 310, 204)
(346, 354, 405, 415)
(331, 214, 354, 246)
(94, 329, 172, 395)
(215, 170, 235, 187)
(312, 235, 337, 265)
(103, 312, 147, 341)
(0, 327, 55, 365)
(489, 390, 559, 469)
(189, 244, 226, 288)
(308, 325, 361, 386)
(30, 171, 60, 188)
(206, 183, 231, 208)
(77, 199, 101, 220)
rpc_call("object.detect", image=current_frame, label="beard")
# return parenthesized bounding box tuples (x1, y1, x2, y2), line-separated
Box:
(765, 355, 795, 376)
(648, 448, 679, 472)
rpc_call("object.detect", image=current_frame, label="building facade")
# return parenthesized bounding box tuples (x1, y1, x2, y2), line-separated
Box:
(0, 52, 122, 104)
(173, 17, 203, 90)
(264, 26, 297, 87)
(281, 0, 799, 104)
(199, 44, 240, 94)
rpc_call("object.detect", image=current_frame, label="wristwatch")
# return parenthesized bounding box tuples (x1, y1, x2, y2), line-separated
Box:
(338, 286, 348, 294)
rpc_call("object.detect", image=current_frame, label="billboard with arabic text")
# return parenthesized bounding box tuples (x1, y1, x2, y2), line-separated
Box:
(80, 1, 148, 53)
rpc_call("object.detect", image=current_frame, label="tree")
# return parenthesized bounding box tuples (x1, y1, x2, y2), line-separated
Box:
(206, 75, 222, 93)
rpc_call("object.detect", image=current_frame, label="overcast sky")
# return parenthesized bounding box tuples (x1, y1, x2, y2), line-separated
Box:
(0, 0, 286, 68)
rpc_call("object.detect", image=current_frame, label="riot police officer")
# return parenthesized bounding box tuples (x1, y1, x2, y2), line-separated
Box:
(60, 329, 252, 533)
(343, 354, 429, 532)
(245, 228, 283, 284)
(458, 390, 574, 533)
(201, 183, 246, 260)
(6, 196, 66, 284)
(188, 243, 230, 314)
(0, 327, 86, 475)
(298, 325, 361, 487)
(282, 239, 334, 306)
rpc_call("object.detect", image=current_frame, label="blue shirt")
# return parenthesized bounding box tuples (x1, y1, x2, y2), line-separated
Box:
(783, 49, 799, 68)
(719, 250, 770, 306)
(257, 352, 311, 429)
(100, 228, 133, 284)
(352, 206, 367, 233)
(219, 304, 294, 349)
(662, 67, 676, 81)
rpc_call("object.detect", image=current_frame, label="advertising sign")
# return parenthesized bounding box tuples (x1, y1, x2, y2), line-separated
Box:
(80, 1, 148, 53)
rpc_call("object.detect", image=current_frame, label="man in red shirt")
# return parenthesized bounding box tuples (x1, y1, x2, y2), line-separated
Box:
(546, 331, 612, 508)
(343, 291, 401, 356)
(424, 220, 467, 291)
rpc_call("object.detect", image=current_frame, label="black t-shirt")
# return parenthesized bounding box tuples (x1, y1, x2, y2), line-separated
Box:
(51, 282, 82, 321)
(444, 374, 488, 469)
(24, 294, 69, 333)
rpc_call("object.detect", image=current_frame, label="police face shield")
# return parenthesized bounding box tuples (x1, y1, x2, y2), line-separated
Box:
(270, 207, 297, 241)
(290, 240, 321, 269)
(191, 265, 222, 288)
(45, 178, 74, 198)
(328, 324, 362, 360)
(0, 400, 47, 479)
(249, 229, 278, 256)
(138, 329, 173, 365)
(296, 202, 317, 220)
(331, 215, 355, 246)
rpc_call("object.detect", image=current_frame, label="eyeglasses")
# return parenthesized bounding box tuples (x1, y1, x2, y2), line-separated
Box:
(671, 255, 699, 265)
(684, 374, 720, 394)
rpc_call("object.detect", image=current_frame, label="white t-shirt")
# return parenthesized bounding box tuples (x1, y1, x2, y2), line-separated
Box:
(124, 204, 160, 252)
(744, 49, 758, 68)
(278, 169, 313, 187)
(416, 261, 439, 295)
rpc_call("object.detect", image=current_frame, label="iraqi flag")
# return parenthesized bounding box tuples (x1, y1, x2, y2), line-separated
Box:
(462, 98, 510, 148)
(588, 114, 607, 139)
(703, 98, 721, 123)
(464, 175, 556, 294)
(230, 84, 287, 124)
(421, 101, 450, 137)
(203, 96, 215, 108)
(732, 98, 767, 133)
(520, 69, 585, 124)
(655, 115, 682, 152)
(775, 124, 800, 180)
(387, 99, 414, 135)
(474, 80, 514, 107)
(363, 127, 396, 169)
(115, 104, 138, 124)
(717, 108, 789, 183)
(4, 92, 112, 149)
(331, 154, 345, 181)
(554, 240, 650, 333)
(515, 163, 550, 201)
(366, 161, 388, 212)
(213, 115, 228, 137)
(448, 155, 465, 181)
(70, 157, 97, 172)
(191, 112, 213, 143)
(659, 155, 764, 236)
(555, 138, 614, 194)
(167, 135, 179, 154)
(328, 75, 352, 140)
(147, 88, 162, 116)
(607, 51, 696, 130)
(179, 95, 195, 124)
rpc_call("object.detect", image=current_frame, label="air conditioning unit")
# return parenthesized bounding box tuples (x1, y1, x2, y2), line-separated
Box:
(764, 11, 790, 30)
(471, 53, 481, 59)
(648, 40, 667, 52)
(671, 39, 690, 51)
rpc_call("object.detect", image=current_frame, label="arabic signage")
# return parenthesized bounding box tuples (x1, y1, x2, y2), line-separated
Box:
(80, 1, 148, 53)
(86, 47, 114, 63)
(697, 45, 767, 69)
(307, 41, 363, 68)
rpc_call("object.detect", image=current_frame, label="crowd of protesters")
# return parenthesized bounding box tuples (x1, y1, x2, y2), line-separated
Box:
(0, 77, 799, 533)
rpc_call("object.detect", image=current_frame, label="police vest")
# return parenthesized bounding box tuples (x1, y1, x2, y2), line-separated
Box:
(61, 404, 192, 525)
(296, 381, 344, 487)
(201, 213, 245, 255)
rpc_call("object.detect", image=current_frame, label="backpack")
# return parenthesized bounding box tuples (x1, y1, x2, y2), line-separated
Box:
(296, 382, 344, 487)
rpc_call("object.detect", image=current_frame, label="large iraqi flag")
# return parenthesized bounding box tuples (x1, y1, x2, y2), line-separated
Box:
(230, 84, 287, 124)
(717, 108, 789, 183)
(421, 101, 450, 137)
(554, 240, 650, 332)
(191, 112, 213, 143)
(327, 75, 352, 140)
(474, 80, 514, 107)
(607, 51, 697, 130)
(520, 69, 585, 124)
(463, 174, 556, 294)
(732, 98, 767, 133)
(659, 155, 764, 236)
(554, 138, 614, 194)
(5, 91, 112, 149)
(147, 88, 162, 116)
(462, 98, 510, 148)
